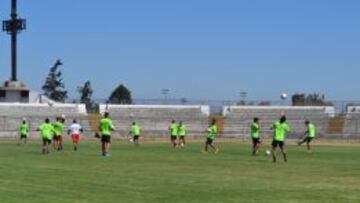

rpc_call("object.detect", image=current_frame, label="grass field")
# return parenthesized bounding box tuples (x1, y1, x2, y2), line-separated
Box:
(0, 140, 359, 203)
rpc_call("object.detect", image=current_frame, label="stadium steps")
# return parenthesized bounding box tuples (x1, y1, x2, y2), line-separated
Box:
(87, 113, 102, 132)
(327, 115, 346, 134)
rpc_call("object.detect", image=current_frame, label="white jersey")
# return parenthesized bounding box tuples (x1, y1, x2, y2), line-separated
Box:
(69, 123, 82, 135)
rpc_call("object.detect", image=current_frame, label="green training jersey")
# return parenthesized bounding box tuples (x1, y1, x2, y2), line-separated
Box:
(100, 118, 113, 136)
(272, 121, 290, 142)
(170, 123, 178, 136)
(39, 123, 54, 140)
(20, 124, 29, 136)
(251, 122, 260, 138)
(207, 125, 217, 140)
(131, 124, 141, 136)
(53, 122, 64, 136)
(308, 123, 316, 138)
(178, 124, 187, 136)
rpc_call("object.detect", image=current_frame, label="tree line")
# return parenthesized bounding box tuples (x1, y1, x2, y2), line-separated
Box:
(41, 60, 133, 111)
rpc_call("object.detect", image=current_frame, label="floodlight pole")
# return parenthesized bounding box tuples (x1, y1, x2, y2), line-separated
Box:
(161, 89, 170, 104)
(2, 0, 27, 81)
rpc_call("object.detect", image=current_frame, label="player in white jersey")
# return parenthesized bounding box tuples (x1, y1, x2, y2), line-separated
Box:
(67, 119, 83, 151)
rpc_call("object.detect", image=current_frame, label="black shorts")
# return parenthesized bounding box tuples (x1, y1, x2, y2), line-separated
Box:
(305, 137, 314, 143)
(206, 138, 214, 145)
(133, 135, 139, 140)
(252, 138, 261, 144)
(170, 136, 177, 141)
(272, 140, 285, 148)
(53, 135, 61, 141)
(101, 135, 111, 143)
(20, 134, 27, 138)
(42, 138, 52, 146)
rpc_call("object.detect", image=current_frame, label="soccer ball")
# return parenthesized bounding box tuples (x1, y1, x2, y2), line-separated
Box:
(280, 93, 288, 100)
(265, 150, 271, 156)
(47, 101, 54, 107)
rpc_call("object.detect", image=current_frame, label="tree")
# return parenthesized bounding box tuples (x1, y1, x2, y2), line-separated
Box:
(42, 59, 68, 102)
(180, 98, 188, 105)
(78, 80, 94, 110)
(108, 84, 132, 104)
(292, 93, 332, 106)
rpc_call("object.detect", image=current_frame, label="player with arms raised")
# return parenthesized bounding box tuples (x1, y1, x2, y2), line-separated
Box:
(270, 116, 291, 163)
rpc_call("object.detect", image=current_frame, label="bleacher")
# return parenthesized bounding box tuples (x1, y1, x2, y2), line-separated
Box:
(222, 106, 334, 138)
(343, 110, 360, 138)
(0, 103, 89, 137)
(99, 104, 210, 137)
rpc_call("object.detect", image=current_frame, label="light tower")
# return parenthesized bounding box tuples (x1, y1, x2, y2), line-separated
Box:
(0, 0, 29, 102)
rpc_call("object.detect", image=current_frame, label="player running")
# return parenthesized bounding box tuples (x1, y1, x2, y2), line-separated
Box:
(37, 118, 55, 154)
(270, 116, 291, 163)
(297, 120, 316, 152)
(178, 121, 187, 148)
(68, 119, 83, 151)
(99, 112, 115, 157)
(203, 119, 219, 154)
(129, 122, 141, 146)
(18, 118, 30, 145)
(251, 117, 261, 156)
(169, 120, 178, 148)
(53, 117, 65, 151)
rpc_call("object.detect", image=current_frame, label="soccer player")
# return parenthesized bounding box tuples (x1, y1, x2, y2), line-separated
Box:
(18, 118, 30, 145)
(99, 112, 115, 157)
(297, 120, 316, 152)
(178, 121, 187, 148)
(203, 119, 219, 154)
(37, 118, 55, 154)
(251, 117, 261, 156)
(53, 117, 64, 151)
(270, 116, 291, 163)
(169, 120, 178, 148)
(68, 119, 83, 151)
(129, 122, 141, 146)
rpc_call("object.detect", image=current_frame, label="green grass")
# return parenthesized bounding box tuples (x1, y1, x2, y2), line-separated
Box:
(0, 140, 359, 203)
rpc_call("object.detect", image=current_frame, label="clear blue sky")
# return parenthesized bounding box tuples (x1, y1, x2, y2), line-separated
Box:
(0, 0, 359, 101)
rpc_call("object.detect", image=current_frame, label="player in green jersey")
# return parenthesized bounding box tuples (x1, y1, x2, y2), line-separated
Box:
(99, 112, 115, 157)
(18, 118, 30, 145)
(37, 118, 55, 154)
(129, 122, 141, 146)
(297, 120, 316, 152)
(203, 119, 219, 154)
(251, 117, 261, 156)
(270, 116, 291, 163)
(53, 117, 64, 151)
(178, 121, 187, 148)
(169, 120, 178, 148)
